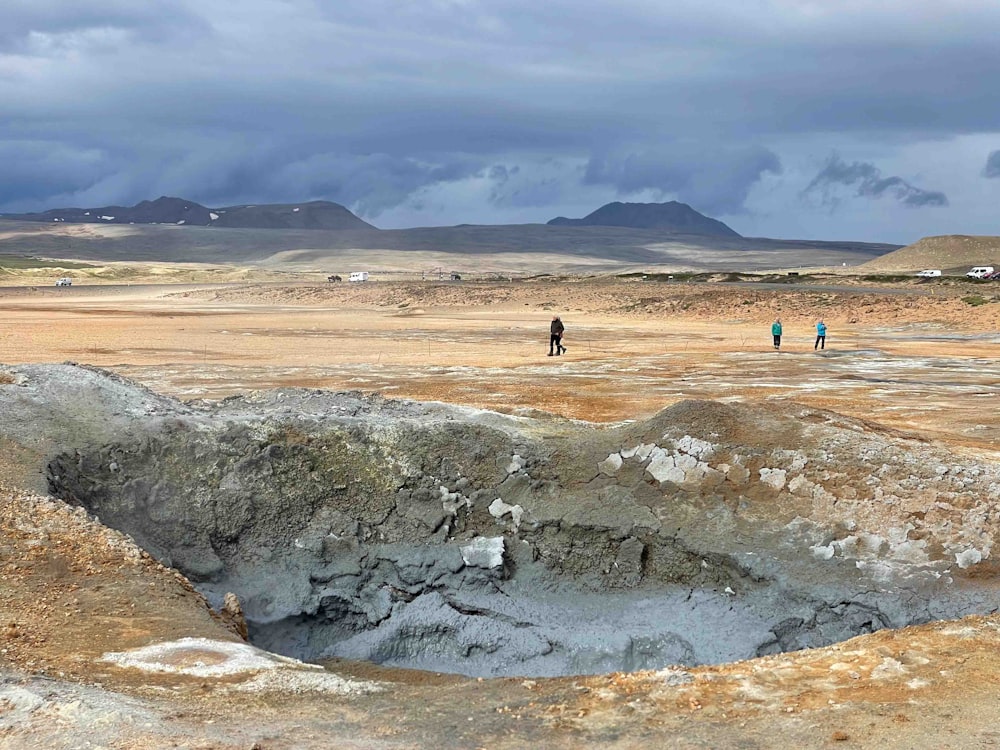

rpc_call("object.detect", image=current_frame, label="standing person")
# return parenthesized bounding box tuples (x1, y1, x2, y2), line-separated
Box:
(549, 316, 566, 356)
(815, 319, 827, 350)
(771, 318, 782, 350)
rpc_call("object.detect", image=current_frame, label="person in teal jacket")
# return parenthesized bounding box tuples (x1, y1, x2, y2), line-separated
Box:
(815, 319, 827, 350)
(771, 318, 782, 350)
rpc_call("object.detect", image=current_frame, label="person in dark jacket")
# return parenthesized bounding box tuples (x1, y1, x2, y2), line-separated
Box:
(549, 316, 566, 356)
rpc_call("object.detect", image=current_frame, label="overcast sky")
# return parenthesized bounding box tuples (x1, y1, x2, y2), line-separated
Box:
(3, 0, 1000, 242)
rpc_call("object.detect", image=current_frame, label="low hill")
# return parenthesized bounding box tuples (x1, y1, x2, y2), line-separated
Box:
(548, 201, 741, 238)
(859, 235, 1000, 274)
(2, 196, 374, 231)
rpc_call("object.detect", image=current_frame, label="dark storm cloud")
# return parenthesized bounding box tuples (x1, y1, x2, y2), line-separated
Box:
(485, 161, 585, 210)
(261, 152, 488, 218)
(1, 1, 999, 231)
(584, 144, 781, 215)
(984, 151, 1000, 179)
(0, 136, 486, 220)
(0, 141, 115, 206)
(804, 155, 948, 208)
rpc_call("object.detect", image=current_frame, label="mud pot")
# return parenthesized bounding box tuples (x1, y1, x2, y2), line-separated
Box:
(1, 364, 991, 679)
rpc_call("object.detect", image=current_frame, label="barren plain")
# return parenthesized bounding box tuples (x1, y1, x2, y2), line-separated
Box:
(2, 270, 1000, 748)
(2, 276, 998, 442)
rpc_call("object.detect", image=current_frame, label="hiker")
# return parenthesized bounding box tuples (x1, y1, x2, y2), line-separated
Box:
(771, 318, 782, 350)
(815, 319, 827, 350)
(549, 316, 566, 356)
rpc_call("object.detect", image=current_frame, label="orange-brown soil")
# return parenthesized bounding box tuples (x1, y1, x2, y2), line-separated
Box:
(1, 277, 1000, 748)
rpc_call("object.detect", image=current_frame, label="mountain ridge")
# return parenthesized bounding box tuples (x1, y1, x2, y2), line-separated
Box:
(8, 197, 737, 237)
(1, 196, 376, 231)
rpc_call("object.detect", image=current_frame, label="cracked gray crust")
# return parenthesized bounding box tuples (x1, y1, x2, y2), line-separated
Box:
(3, 364, 999, 677)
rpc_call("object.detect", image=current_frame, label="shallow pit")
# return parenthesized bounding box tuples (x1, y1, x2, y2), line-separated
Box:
(42, 383, 1000, 678)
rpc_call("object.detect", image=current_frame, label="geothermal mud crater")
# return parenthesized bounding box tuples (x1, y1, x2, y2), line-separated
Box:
(3, 365, 994, 678)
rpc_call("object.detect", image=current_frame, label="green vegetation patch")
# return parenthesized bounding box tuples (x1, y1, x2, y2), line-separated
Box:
(0, 254, 98, 270)
(616, 272, 701, 282)
(752, 273, 815, 283)
(858, 274, 913, 283)
(961, 295, 994, 307)
(87, 265, 149, 279)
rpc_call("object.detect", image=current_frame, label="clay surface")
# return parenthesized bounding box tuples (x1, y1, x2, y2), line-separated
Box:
(1, 276, 999, 748)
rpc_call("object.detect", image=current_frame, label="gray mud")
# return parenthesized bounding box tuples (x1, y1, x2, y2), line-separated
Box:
(3, 364, 999, 677)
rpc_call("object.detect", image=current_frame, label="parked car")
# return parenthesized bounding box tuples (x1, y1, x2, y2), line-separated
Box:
(327, 274, 342, 282)
(966, 266, 995, 279)
(55, 277, 73, 286)
(986, 270, 1000, 280)
(916, 269, 941, 278)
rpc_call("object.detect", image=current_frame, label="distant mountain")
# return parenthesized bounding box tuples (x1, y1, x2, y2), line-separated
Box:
(548, 201, 740, 237)
(2, 196, 375, 231)
(2, 196, 212, 226)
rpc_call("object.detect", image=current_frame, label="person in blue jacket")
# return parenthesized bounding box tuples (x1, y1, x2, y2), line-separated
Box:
(815, 319, 827, 350)
(771, 318, 782, 350)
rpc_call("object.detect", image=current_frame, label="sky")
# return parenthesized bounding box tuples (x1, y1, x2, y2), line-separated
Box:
(2, 0, 1000, 243)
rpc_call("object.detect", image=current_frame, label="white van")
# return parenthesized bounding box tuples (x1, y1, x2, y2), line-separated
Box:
(55, 277, 73, 286)
(916, 269, 941, 277)
(348, 271, 369, 282)
(966, 266, 995, 279)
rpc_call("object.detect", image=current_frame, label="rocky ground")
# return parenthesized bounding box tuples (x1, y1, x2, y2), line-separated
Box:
(0, 278, 999, 747)
(172, 275, 1000, 327)
(2, 277, 997, 440)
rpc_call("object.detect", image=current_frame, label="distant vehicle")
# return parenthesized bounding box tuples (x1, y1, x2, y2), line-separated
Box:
(916, 269, 941, 277)
(966, 266, 994, 279)
(327, 274, 342, 283)
(450, 272, 462, 281)
(986, 270, 1000, 280)
(348, 271, 369, 282)
(55, 277, 72, 286)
